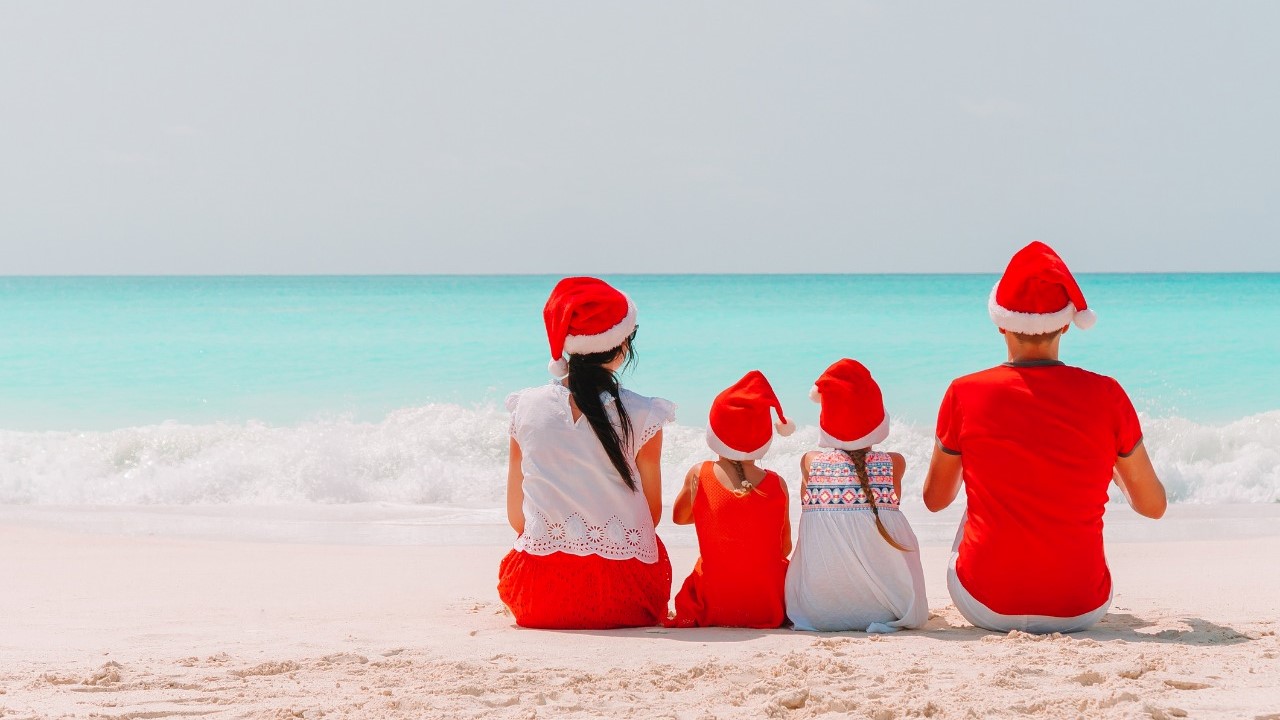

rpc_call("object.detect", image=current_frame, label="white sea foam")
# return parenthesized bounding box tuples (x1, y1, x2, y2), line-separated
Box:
(1, 405, 1277, 506)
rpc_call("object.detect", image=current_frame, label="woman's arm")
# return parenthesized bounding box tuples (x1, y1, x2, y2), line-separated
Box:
(636, 429, 665, 526)
(922, 441, 963, 512)
(671, 465, 698, 525)
(506, 438, 525, 534)
(1113, 441, 1167, 519)
(888, 451, 907, 500)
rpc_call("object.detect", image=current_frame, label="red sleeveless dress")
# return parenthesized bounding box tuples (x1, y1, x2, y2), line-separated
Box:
(666, 462, 789, 628)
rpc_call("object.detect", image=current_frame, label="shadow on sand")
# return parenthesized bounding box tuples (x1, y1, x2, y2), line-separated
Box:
(1088, 612, 1254, 646)
(524, 625, 774, 642)
(907, 610, 1255, 646)
(502, 611, 1255, 647)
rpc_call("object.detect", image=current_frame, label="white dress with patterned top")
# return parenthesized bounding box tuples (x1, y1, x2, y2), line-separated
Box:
(506, 382, 676, 564)
(785, 450, 928, 631)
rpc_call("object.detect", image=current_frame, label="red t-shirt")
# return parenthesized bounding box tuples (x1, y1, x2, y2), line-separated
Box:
(935, 361, 1143, 617)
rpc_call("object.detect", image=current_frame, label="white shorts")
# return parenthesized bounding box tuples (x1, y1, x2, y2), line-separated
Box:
(947, 513, 1111, 634)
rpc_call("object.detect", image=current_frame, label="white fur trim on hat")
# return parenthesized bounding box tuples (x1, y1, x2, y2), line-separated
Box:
(706, 427, 771, 461)
(988, 284, 1079, 335)
(818, 415, 890, 451)
(562, 298, 637, 356)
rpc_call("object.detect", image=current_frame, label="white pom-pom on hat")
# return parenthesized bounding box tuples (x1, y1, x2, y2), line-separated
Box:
(1073, 307, 1097, 330)
(548, 357, 569, 379)
(809, 385, 821, 403)
(775, 418, 797, 437)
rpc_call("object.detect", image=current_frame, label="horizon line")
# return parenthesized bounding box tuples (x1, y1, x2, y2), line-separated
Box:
(3, 270, 1280, 279)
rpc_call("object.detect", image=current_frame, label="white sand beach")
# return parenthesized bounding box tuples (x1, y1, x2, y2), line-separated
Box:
(2, 504, 1279, 720)
(6, 2, 1280, 718)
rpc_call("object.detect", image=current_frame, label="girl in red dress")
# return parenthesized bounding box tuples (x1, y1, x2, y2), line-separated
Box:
(666, 371, 794, 628)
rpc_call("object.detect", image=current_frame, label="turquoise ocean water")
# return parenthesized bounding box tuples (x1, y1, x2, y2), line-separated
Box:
(1, 274, 1277, 505)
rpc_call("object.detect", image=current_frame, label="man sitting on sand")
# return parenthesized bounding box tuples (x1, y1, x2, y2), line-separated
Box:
(922, 241, 1167, 634)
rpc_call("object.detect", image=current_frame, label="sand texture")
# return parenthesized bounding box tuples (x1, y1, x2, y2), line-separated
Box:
(2, 512, 1279, 719)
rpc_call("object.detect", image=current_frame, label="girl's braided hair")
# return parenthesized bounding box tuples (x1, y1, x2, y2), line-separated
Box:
(846, 448, 910, 552)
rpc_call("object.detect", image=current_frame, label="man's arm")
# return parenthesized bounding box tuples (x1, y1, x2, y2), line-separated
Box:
(922, 441, 963, 512)
(1113, 441, 1166, 519)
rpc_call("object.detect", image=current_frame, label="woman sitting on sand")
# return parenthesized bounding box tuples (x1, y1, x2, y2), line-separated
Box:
(499, 277, 675, 629)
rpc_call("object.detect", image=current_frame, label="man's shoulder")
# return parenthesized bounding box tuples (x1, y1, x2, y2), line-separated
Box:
(951, 364, 1122, 389)
(951, 366, 1004, 384)
(1056, 365, 1126, 392)
(948, 365, 1013, 390)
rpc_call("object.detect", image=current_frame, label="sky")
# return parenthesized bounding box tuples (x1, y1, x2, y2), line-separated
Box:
(2, 1, 1278, 275)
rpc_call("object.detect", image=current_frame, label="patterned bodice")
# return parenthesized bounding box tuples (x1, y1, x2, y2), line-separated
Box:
(801, 450, 899, 511)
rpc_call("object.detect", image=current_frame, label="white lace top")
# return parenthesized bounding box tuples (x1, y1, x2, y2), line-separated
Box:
(507, 383, 675, 564)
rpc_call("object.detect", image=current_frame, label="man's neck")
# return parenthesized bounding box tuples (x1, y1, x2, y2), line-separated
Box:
(1007, 347, 1060, 363)
(1004, 334, 1062, 364)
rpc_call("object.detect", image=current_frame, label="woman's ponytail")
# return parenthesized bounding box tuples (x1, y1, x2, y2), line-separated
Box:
(567, 346, 636, 491)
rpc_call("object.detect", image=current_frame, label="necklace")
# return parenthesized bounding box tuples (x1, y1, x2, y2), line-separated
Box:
(730, 461, 753, 491)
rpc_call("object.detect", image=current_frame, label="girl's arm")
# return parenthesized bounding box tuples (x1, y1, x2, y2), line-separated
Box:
(506, 438, 525, 534)
(778, 475, 793, 558)
(787, 451, 817, 556)
(636, 429, 665, 526)
(888, 452, 907, 500)
(671, 465, 698, 525)
(798, 451, 815, 493)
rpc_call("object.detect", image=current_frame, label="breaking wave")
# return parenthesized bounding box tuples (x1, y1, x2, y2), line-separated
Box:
(1, 405, 1277, 506)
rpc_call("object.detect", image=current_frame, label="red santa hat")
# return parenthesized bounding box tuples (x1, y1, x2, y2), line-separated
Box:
(543, 277, 637, 378)
(705, 371, 796, 461)
(988, 241, 1096, 334)
(809, 359, 889, 451)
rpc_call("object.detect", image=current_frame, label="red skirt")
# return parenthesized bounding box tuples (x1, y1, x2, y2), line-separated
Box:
(666, 556, 789, 629)
(497, 538, 672, 629)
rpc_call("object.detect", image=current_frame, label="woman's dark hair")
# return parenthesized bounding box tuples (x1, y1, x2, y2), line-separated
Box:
(846, 448, 910, 552)
(567, 331, 638, 490)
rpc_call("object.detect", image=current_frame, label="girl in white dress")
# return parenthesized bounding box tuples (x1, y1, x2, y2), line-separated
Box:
(785, 359, 928, 632)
